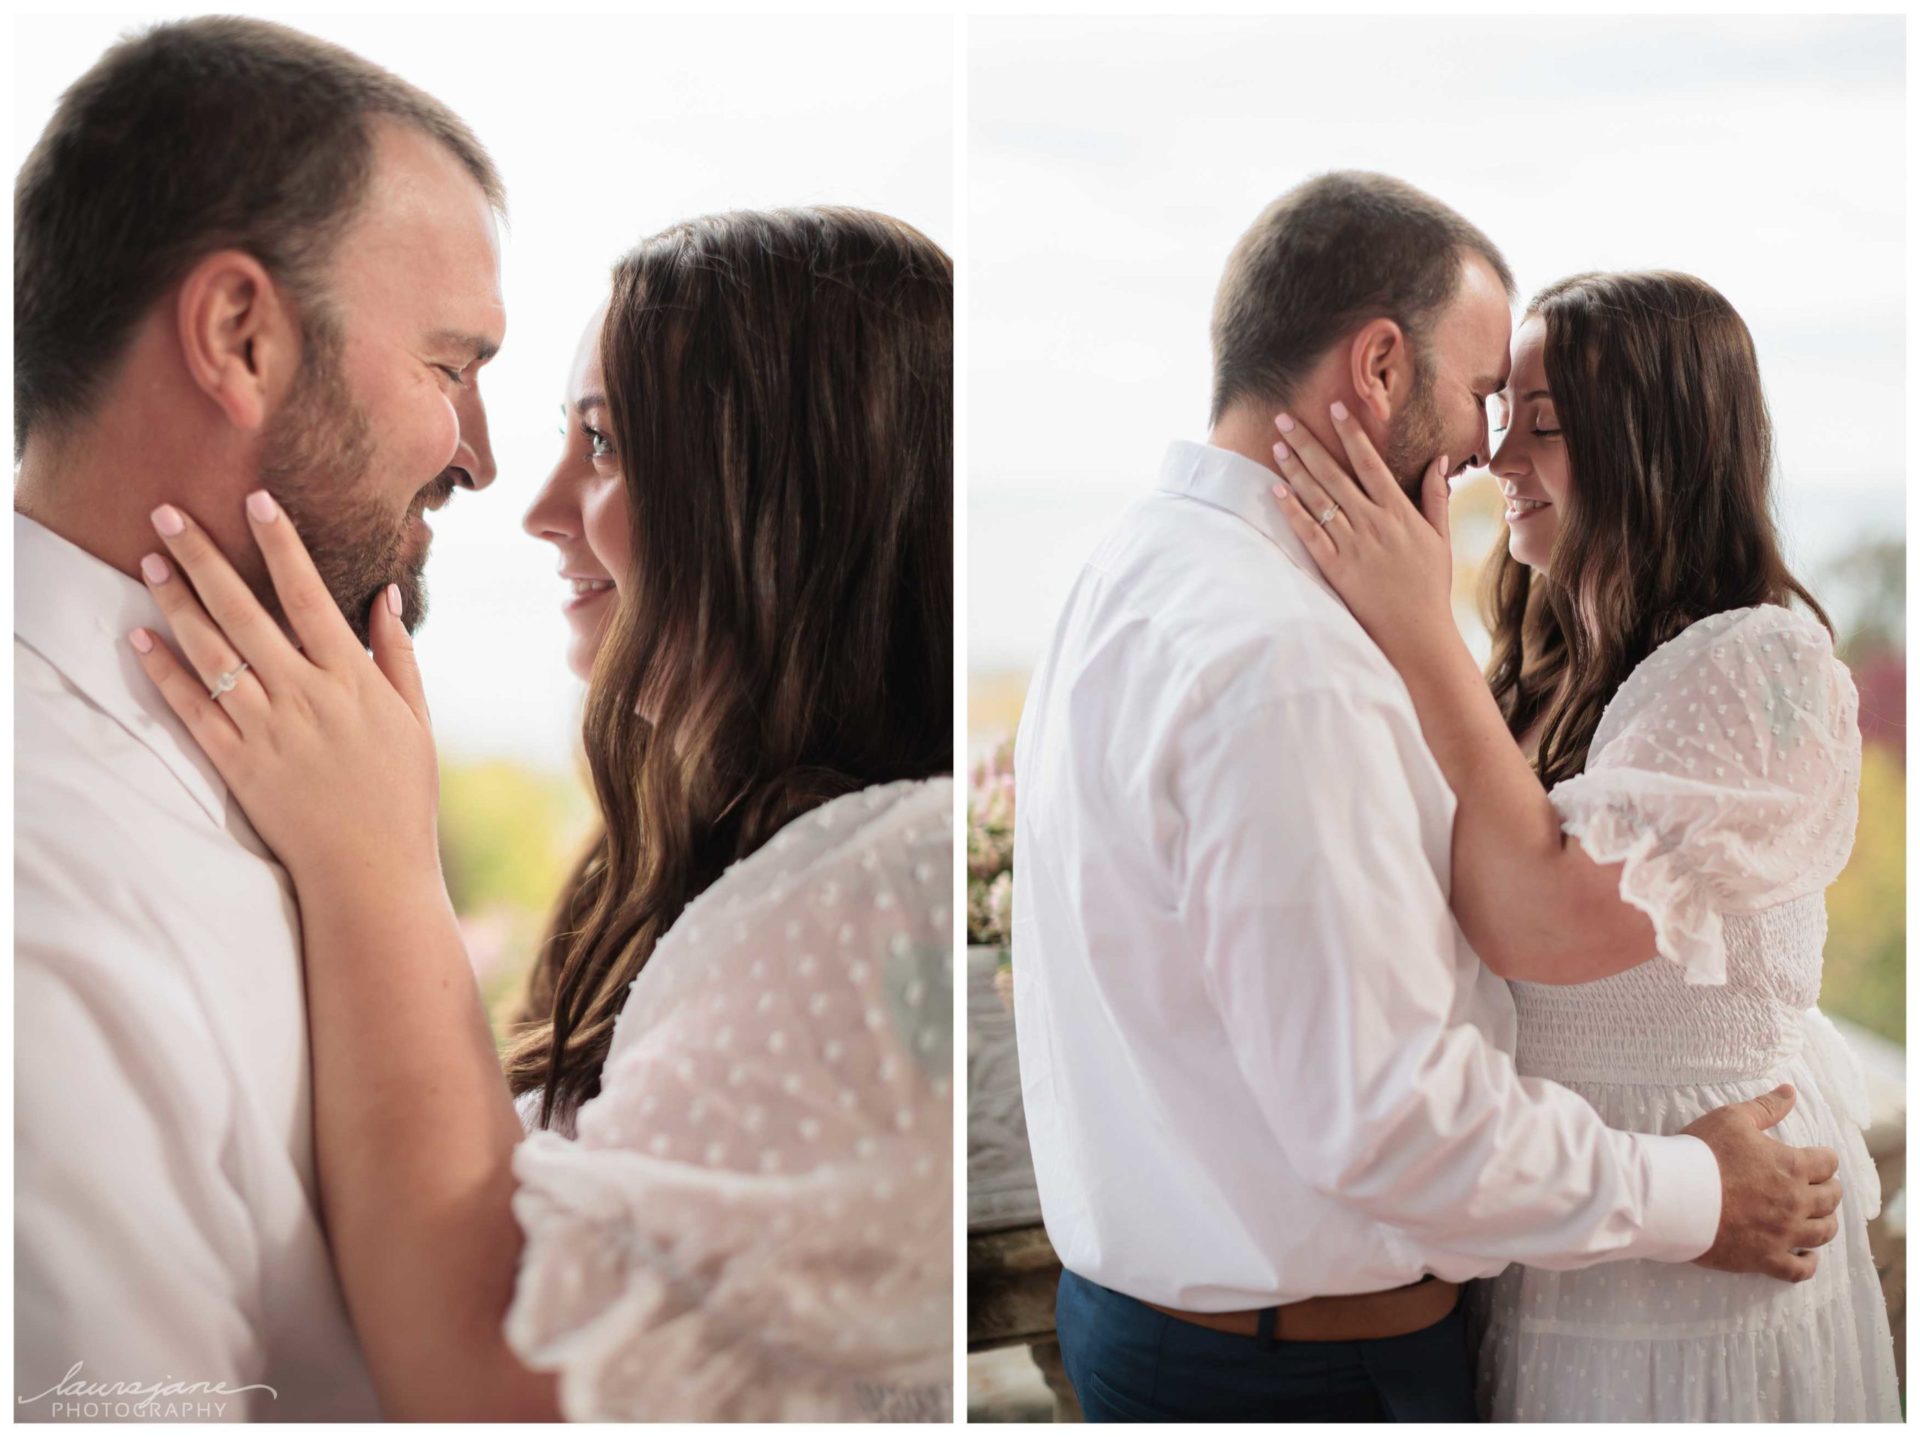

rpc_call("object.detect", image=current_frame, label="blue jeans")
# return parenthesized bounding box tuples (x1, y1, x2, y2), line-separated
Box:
(1056, 1269, 1479, 1423)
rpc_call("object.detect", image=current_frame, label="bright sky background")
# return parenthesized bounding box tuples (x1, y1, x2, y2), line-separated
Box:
(13, 9, 953, 771)
(968, 13, 1906, 674)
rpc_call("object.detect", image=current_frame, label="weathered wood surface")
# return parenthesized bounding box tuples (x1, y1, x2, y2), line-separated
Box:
(969, 1224, 1062, 1349)
(968, 945, 1043, 1231)
(968, 947, 1081, 1418)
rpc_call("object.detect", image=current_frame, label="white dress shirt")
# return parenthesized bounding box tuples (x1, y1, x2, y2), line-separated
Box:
(1010, 442, 1723, 1312)
(14, 514, 380, 1421)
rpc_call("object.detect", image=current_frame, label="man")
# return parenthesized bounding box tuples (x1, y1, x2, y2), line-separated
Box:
(14, 18, 505, 1420)
(1011, 171, 1841, 1422)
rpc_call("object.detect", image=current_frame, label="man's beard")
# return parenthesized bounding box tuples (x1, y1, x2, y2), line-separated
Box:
(257, 320, 447, 645)
(1381, 350, 1447, 498)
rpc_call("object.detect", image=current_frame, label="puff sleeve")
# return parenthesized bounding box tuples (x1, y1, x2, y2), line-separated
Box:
(1549, 607, 1860, 986)
(504, 779, 954, 1421)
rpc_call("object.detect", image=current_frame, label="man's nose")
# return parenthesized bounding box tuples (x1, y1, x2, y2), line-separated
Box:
(455, 439, 497, 491)
(453, 391, 498, 491)
(1463, 411, 1490, 472)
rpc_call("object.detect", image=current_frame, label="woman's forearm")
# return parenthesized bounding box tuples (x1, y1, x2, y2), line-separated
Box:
(294, 873, 560, 1420)
(1388, 634, 1654, 983)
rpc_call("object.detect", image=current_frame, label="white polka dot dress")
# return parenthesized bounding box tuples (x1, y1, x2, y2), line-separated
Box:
(502, 777, 954, 1422)
(1468, 607, 1899, 1422)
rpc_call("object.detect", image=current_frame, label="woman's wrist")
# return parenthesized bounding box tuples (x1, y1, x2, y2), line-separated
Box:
(1392, 627, 1515, 767)
(1378, 610, 1475, 689)
(292, 849, 453, 930)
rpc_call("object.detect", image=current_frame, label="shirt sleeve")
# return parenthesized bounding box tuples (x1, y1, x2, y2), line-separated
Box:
(504, 782, 953, 1422)
(1177, 687, 1721, 1271)
(1550, 606, 1860, 986)
(14, 825, 267, 1421)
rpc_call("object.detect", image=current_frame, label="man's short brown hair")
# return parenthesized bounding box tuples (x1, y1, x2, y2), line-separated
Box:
(13, 16, 505, 456)
(1209, 171, 1513, 425)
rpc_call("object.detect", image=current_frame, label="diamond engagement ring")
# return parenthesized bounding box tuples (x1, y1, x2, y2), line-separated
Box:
(208, 660, 251, 699)
(1316, 503, 1341, 528)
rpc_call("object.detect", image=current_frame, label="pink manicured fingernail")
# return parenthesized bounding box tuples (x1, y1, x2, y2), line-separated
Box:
(150, 504, 184, 537)
(386, 583, 403, 616)
(246, 490, 278, 522)
(140, 553, 171, 585)
(128, 628, 154, 654)
(1272, 482, 1290, 499)
(1273, 441, 1290, 462)
(1330, 400, 1349, 422)
(1275, 414, 1295, 433)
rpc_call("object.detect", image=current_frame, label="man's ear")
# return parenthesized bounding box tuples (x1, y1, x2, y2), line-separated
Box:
(1348, 317, 1416, 425)
(175, 250, 297, 432)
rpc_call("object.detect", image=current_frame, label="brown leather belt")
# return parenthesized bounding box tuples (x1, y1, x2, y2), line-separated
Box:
(1142, 1276, 1459, 1344)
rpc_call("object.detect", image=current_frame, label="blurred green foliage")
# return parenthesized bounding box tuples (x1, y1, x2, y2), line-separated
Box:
(436, 756, 596, 1043)
(1824, 538, 1904, 664)
(1814, 532, 1906, 1046)
(1823, 741, 1905, 1043)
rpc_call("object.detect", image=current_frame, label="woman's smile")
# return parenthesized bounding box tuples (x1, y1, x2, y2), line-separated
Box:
(561, 574, 616, 612)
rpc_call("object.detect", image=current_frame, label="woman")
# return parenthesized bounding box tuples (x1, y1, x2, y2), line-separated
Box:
(1266, 270, 1897, 1422)
(124, 206, 954, 1420)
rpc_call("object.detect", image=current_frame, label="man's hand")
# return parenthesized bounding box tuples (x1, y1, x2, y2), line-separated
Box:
(1683, 1084, 1841, 1282)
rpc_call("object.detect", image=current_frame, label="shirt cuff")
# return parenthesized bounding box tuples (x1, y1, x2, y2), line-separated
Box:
(1627, 1132, 1723, 1263)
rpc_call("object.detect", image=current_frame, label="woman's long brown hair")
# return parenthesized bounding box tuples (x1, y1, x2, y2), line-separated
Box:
(504, 208, 952, 1127)
(1482, 270, 1829, 787)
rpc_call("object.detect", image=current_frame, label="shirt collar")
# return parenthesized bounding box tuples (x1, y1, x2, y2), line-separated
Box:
(1153, 440, 1343, 604)
(14, 512, 230, 825)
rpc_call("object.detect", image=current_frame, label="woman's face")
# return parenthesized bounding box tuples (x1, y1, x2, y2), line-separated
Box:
(1489, 314, 1572, 572)
(523, 303, 632, 681)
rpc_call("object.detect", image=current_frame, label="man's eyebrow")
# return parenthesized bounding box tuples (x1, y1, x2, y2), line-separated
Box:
(429, 329, 500, 367)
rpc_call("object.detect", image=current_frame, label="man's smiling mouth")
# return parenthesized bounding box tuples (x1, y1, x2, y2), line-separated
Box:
(414, 470, 463, 528)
